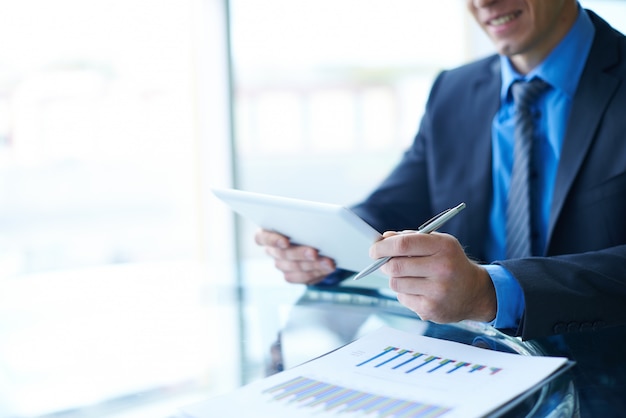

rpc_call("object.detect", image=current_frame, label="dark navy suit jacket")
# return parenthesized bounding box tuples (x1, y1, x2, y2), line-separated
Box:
(351, 11, 626, 341)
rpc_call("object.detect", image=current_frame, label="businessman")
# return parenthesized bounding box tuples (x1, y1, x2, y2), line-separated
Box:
(255, 0, 626, 342)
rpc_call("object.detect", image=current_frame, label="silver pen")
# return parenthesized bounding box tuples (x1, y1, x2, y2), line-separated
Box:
(352, 202, 466, 281)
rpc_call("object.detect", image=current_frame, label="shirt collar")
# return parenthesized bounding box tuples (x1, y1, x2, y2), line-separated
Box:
(499, 5, 595, 102)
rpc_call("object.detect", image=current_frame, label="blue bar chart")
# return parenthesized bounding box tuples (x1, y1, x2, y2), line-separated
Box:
(260, 343, 506, 417)
(356, 346, 503, 376)
(263, 376, 451, 418)
(181, 326, 570, 418)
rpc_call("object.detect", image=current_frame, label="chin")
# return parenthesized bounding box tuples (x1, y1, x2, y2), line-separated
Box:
(493, 40, 524, 57)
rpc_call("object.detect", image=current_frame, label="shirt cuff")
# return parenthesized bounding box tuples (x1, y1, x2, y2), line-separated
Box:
(482, 264, 525, 329)
(314, 268, 354, 286)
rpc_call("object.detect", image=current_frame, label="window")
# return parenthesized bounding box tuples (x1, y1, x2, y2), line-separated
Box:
(229, 0, 481, 274)
(230, 0, 626, 274)
(1, 1, 624, 416)
(0, 1, 236, 416)
(0, 1, 203, 274)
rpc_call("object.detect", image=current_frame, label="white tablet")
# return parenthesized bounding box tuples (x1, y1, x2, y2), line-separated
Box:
(212, 188, 383, 275)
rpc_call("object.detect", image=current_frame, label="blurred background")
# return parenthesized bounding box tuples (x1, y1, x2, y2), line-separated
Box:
(0, 0, 624, 417)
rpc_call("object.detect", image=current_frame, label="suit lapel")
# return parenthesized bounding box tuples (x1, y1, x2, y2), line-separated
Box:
(548, 13, 622, 245)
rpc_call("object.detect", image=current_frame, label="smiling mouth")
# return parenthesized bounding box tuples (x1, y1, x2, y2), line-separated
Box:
(488, 11, 522, 27)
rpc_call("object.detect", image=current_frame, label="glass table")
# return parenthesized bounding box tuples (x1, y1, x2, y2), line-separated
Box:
(258, 286, 576, 418)
(2, 260, 625, 417)
(0, 262, 240, 418)
(237, 262, 626, 418)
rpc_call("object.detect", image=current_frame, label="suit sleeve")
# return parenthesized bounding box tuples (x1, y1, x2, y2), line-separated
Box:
(498, 245, 626, 340)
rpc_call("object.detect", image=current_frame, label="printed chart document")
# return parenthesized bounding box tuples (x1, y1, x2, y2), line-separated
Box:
(180, 326, 571, 418)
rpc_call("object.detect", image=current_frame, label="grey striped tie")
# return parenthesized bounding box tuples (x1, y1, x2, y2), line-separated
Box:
(506, 78, 549, 259)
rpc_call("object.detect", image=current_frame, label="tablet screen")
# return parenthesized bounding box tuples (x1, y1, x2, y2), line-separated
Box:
(213, 188, 383, 275)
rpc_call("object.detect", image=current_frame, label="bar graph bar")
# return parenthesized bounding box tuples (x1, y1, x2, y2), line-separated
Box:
(355, 346, 504, 377)
(263, 376, 452, 418)
(356, 346, 398, 367)
(406, 355, 440, 373)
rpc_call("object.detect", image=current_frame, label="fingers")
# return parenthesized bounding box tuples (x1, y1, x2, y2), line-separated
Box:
(370, 231, 441, 260)
(278, 259, 336, 285)
(255, 229, 336, 285)
(390, 276, 449, 323)
(255, 229, 289, 249)
(265, 242, 319, 262)
(392, 265, 495, 324)
(374, 233, 454, 282)
(273, 251, 336, 285)
(371, 231, 496, 323)
(396, 292, 431, 322)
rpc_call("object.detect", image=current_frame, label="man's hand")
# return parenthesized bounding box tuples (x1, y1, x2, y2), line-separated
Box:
(255, 229, 336, 285)
(371, 231, 497, 323)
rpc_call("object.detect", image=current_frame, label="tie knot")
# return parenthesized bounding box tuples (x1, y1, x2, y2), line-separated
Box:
(511, 78, 549, 111)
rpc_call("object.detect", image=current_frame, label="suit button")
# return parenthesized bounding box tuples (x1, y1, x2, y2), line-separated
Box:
(553, 323, 567, 334)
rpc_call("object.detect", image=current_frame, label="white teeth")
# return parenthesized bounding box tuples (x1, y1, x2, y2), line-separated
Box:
(490, 13, 516, 26)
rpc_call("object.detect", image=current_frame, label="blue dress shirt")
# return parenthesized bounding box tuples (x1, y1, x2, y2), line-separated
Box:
(485, 6, 595, 329)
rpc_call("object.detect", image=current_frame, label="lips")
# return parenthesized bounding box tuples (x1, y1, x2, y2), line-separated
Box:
(487, 11, 522, 27)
